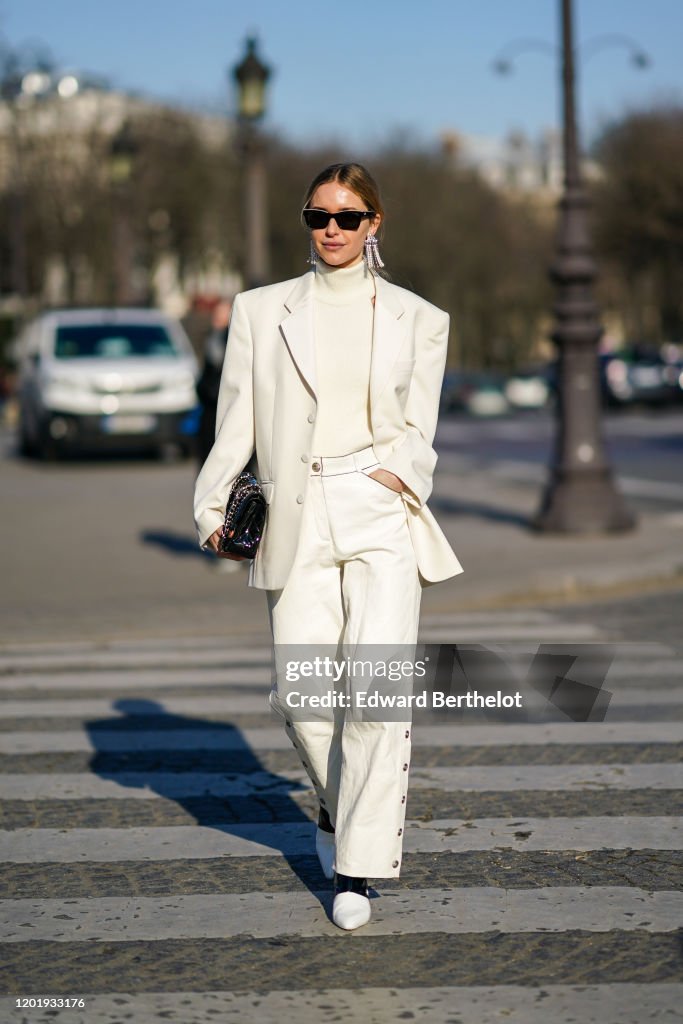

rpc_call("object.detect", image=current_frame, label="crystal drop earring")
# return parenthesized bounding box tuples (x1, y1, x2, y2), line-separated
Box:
(307, 238, 318, 266)
(363, 233, 384, 272)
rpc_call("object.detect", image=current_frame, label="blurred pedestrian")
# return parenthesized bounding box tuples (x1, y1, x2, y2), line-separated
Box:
(195, 299, 233, 471)
(193, 162, 464, 928)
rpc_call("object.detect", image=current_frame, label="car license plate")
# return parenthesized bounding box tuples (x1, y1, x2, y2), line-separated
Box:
(101, 414, 157, 434)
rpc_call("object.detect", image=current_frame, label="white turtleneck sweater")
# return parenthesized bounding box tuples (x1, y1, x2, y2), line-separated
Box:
(311, 258, 376, 456)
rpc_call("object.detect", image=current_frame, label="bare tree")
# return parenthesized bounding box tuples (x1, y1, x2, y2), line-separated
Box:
(592, 104, 683, 343)
(265, 134, 553, 371)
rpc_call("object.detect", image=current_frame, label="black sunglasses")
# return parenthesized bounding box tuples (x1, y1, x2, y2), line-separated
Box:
(302, 208, 375, 231)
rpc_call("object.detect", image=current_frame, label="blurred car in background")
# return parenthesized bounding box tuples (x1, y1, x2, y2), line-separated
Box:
(441, 363, 557, 416)
(441, 347, 682, 418)
(14, 308, 200, 459)
(600, 348, 683, 409)
(669, 360, 683, 404)
(440, 370, 510, 416)
(503, 363, 554, 410)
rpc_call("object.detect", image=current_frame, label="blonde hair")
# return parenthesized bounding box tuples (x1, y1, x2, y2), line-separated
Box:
(301, 162, 385, 237)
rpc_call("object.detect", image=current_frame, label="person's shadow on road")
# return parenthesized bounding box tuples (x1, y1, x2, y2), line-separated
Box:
(86, 697, 334, 904)
(139, 530, 212, 559)
(430, 494, 530, 528)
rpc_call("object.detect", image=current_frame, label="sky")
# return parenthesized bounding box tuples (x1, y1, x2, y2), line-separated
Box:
(1, 0, 681, 150)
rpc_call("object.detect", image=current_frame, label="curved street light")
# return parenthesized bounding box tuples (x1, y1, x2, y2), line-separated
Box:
(492, 38, 556, 76)
(493, 1, 649, 534)
(577, 33, 651, 67)
(492, 31, 651, 74)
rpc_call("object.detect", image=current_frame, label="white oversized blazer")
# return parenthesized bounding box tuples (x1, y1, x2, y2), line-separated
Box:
(193, 268, 464, 591)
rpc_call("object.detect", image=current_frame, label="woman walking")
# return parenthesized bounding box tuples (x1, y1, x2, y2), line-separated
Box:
(193, 162, 464, 930)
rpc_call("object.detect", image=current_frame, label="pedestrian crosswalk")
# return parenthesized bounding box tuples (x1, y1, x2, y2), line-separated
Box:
(3, 887, 682, 941)
(3, 722, 682, 754)
(0, 608, 681, 1023)
(2, 984, 680, 1024)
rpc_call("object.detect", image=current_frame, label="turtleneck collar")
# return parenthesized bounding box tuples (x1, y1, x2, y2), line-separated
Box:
(313, 256, 375, 306)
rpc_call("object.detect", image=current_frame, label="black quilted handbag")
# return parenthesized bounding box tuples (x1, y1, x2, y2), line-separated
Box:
(219, 470, 267, 558)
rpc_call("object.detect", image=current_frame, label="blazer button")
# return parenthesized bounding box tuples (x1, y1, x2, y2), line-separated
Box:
(311, 461, 321, 472)
(307, 413, 315, 423)
(301, 454, 309, 463)
(392, 860, 399, 868)
(296, 494, 304, 504)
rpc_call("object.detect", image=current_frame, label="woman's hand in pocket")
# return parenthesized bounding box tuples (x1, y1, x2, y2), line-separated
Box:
(367, 469, 405, 493)
(206, 527, 248, 560)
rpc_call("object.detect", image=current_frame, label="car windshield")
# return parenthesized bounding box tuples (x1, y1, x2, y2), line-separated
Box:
(54, 324, 178, 359)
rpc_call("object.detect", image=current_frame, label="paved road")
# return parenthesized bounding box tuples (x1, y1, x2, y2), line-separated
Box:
(2, 409, 683, 646)
(1, 598, 681, 1022)
(436, 408, 683, 515)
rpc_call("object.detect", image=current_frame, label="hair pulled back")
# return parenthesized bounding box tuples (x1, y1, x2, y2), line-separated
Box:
(301, 162, 385, 237)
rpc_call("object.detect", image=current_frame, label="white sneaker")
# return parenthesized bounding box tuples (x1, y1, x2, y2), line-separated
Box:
(315, 827, 335, 880)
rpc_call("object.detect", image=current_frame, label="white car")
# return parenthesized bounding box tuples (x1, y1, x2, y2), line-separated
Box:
(504, 372, 550, 410)
(15, 308, 200, 459)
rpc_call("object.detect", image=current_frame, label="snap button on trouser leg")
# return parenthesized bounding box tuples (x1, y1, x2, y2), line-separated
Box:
(266, 453, 422, 879)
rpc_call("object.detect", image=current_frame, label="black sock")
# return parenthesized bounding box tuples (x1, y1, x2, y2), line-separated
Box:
(334, 872, 368, 895)
(318, 804, 335, 833)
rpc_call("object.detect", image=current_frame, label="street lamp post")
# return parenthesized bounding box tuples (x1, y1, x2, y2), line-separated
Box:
(1, 68, 29, 301)
(108, 119, 138, 306)
(533, 0, 635, 532)
(232, 37, 271, 289)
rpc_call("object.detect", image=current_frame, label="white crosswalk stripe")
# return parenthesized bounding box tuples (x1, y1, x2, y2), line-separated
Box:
(1, 656, 677, 692)
(1, 984, 681, 1024)
(2, 887, 681, 942)
(1, 817, 681, 863)
(0, 667, 273, 691)
(1, 762, 680, 800)
(2, 721, 681, 754)
(1, 685, 681, 717)
(1, 612, 681, 1022)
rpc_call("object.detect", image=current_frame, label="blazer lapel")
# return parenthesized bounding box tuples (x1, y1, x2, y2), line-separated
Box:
(370, 275, 407, 406)
(278, 268, 406, 405)
(279, 271, 317, 397)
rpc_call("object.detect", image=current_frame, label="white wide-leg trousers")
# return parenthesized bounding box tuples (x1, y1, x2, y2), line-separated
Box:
(266, 444, 422, 879)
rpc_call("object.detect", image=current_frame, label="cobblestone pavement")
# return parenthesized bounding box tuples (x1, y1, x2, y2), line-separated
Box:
(0, 604, 682, 1023)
